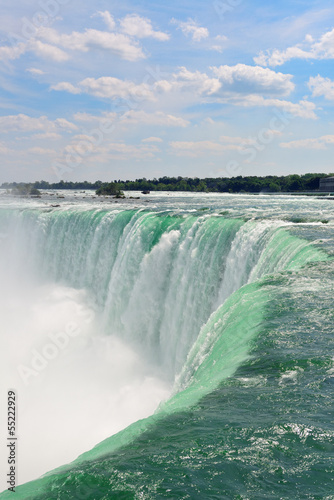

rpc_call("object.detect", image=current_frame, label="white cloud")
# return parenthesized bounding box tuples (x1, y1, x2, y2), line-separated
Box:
(305, 34, 314, 43)
(219, 135, 258, 145)
(39, 27, 145, 61)
(254, 27, 334, 67)
(0, 39, 68, 63)
(0, 12, 169, 65)
(27, 147, 56, 155)
(72, 111, 117, 123)
(54, 118, 78, 131)
(76, 142, 161, 161)
(29, 40, 69, 62)
(254, 47, 312, 67)
(70, 109, 186, 131)
(52, 77, 154, 100)
(210, 45, 224, 53)
(280, 135, 334, 149)
(312, 27, 334, 58)
(0, 43, 26, 61)
(0, 28, 145, 64)
(170, 67, 221, 95)
(211, 64, 294, 96)
(169, 134, 285, 158)
(120, 110, 189, 127)
(32, 132, 62, 140)
(81, 77, 154, 100)
(0, 114, 77, 133)
(236, 95, 317, 119)
(73, 112, 97, 122)
(93, 11, 116, 31)
(66, 134, 159, 161)
(106, 143, 160, 157)
(51, 82, 82, 94)
(308, 75, 334, 100)
(154, 65, 294, 100)
(27, 68, 45, 75)
(142, 137, 163, 143)
(63, 135, 102, 156)
(0, 114, 49, 132)
(51, 64, 311, 121)
(171, 18, 209, 42)
(203, 117, 215, 125)
(120, 14, 169, 41)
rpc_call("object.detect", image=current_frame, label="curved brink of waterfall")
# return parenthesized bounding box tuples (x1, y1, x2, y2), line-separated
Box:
(0, 208, 329, 499)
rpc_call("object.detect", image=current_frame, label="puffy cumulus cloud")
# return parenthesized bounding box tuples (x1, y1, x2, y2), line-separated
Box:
(0, 39, 68, 63)
(0, 42, 26, 61)
(308, 75, 334, 100)
(280, 135, 334, 149)
(169, 140, 243, 157)
(38, 27, 145, 62)
(92, 11, 116, 31)
(0, 10, 169, 64)
(51, 82, 82, 94)
(313, 27, 334, 58)
(211, 64, 294, 96)
(120, 110, 189, 127)
(83, 77, 154, 100)
(170, 67, 221, 95)
(153, 65, 294, 100)
(254, 27, 334, 67)
(236, 95, 317, 119)
(120, 14, 170, 41)
(254, 47, 312, 67)
(0, 114, 77, 133)
(171, 18, 209, 42)
(52, 77, 154, 100)
(50, 64, 312, 120)
(63, 134, 102, 157)
(29, 40, 69, 62)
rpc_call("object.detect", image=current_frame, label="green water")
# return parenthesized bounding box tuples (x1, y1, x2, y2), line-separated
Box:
(0, 193, 333, 499)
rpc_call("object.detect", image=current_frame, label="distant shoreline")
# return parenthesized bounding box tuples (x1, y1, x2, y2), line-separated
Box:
(1, 173, 333, 195)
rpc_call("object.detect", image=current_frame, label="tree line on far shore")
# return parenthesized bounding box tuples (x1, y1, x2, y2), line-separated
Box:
(1, 173, 332, 195)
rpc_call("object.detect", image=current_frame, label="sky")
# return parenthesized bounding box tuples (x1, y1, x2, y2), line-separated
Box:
(0, 0, 334, 183)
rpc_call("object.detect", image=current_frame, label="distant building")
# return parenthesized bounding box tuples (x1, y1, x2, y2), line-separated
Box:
(319, 177, 334, 192)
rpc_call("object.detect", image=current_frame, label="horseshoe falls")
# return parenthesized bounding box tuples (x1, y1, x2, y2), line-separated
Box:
(0, 192, 333, 500)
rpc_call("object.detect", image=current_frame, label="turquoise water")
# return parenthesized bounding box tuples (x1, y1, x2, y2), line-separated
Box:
(0, 192, 333, 499)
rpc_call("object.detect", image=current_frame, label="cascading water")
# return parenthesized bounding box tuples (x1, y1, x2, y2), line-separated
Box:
(0, 197, 332, 499)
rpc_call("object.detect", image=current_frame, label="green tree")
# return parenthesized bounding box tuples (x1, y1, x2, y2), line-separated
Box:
(96, 182, 124, 196)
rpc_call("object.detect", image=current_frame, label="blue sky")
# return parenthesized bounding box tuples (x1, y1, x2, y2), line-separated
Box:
(1, 0, 334, 182)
